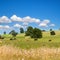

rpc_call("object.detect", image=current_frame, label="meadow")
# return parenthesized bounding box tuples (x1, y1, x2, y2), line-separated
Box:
(0, 31, 60, 60)
(0, 31, 60, 49)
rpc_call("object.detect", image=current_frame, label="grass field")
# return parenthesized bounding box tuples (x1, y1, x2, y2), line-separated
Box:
(0, 31, 60, 49)
(0, 31, 60, 60)
(0, 45, 60, 60)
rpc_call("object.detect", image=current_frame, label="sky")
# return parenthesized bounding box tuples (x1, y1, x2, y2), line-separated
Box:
(0, 0, 60, 34)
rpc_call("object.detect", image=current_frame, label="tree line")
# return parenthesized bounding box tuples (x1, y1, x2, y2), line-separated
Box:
(0, 26, 56, 40)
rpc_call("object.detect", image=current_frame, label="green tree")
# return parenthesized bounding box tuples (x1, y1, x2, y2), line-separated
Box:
(50, 31, 55, 35)
(9, 30, 18, 40)
(50, 29, 52, 31)
(20, 28, 24, 33)
(25, 26, 33, 36)
(4, 31, 6, 34)
(32, 28, 42, 40)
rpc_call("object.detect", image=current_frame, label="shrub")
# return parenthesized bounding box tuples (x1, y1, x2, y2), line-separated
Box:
(10, 38, 16, 40)
(10, 38, 13, 40)
(13, 38, 16, 40)
(25, 26, 42, 40)
(0, 35, 4, 39)
(4, 31, 6, 34)
(1, 37, 4, 39)
(0, 35, 2, 39)
(20, 28, 24, 33)
(31, 28, 42, 40)
(25, 26, 33, 36)
(49, 40, 52, 42)
(50, 29, 52, 31)
(50, 31, 55, 35)
(9, 30, 18, 37)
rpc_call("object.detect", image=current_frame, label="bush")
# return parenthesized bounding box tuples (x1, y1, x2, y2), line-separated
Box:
(25, 26, 33, 36)
(13, 38, 16, 40)
(50, 31, 56, 35)
(10, 38, 13, 40)
(0, 35, 2, 39)
(49, 40, 52, 42)
(34, 38, 38, 41)
(31, 28, 42, 40)
(4, 31, 6, 34)
(20, 28, 24, 33)
(10, 38, 16, 40)
(0, 35, 4, 39)
(9, 30, 18, 37)
(1, 37, 4, 39)
(25, 26, 42, 40)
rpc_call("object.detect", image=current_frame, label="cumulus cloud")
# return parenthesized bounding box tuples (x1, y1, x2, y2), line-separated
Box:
(50, 24, 55, 27)
(0, 15, 55, 29)
(23, 16, 40, 23)
(0, 16, 11, 23)
(10, 15, 40, 24)
(42, 20, 50, 24)
(39, 19, 50, 27)
(39, 23, 48, 27)
(11, 15, 22, 22)
(0, 25, 10, 29)
(23, 22, 28, 26)
(14, 24, 23, 28)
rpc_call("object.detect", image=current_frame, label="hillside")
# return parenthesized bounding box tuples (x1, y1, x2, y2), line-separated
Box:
(0, 31, 60, 49)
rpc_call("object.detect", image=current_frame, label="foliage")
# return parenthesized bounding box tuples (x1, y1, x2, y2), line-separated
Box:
(50, 29, 52, 31)
(9, 30, 18, 37)
(42, 30, 46, 32)
(0, 31, 60, 49)
(20, 28, 24, 33)
(50, 31, 56, 35)
(0, 35, 4, 39)
(25, 26, 42, 40)
(10, 37, 16, 40)
(4, 31, 6, 34)
(25, 26, 33, 36)
(31, 28, 42, 40)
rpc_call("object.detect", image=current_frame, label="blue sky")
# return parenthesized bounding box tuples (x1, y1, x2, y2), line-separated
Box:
(0, 0, 60, 34)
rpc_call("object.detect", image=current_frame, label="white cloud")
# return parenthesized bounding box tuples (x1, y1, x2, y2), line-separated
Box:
(10, 15, 40, 24)
(39, 19, 50, 27)
(14, 24, 23, 28)
(35, 19, 40, 24)
(0, 16, 11, 23)
(23, 22, 28, 26)
(39, 23, 48, 27)
(50, 24, 55, 27)
(42, 20, 50, 24)
(0, 15, 55, 29)
(23, 16, 31, 22)
(0, 25, 10, 29)
(11, 15, 22, 22)
(23, 16, 40, 23)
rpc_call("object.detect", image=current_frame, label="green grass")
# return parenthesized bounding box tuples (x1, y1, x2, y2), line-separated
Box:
(0, 31, 60, 60)
(0, 31, 60, 49)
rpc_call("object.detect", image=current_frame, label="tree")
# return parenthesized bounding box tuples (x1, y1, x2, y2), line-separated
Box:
(25, 26, 33, 36)
(20, 28, 24, 33)
(9, 30, 18, 40)
(0, 35, 4, 39)
(9, 30, 15, 34)
(4, 31, 6, 34)
(50, 31, 55, 35)
(12, 31, 18, 37)
(31, 28, 42, 40)
(50, 29, 52, 31)
(42, 30, 46, 32)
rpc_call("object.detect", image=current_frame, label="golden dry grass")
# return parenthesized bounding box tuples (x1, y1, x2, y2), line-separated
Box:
(0, 45, 60, 60)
